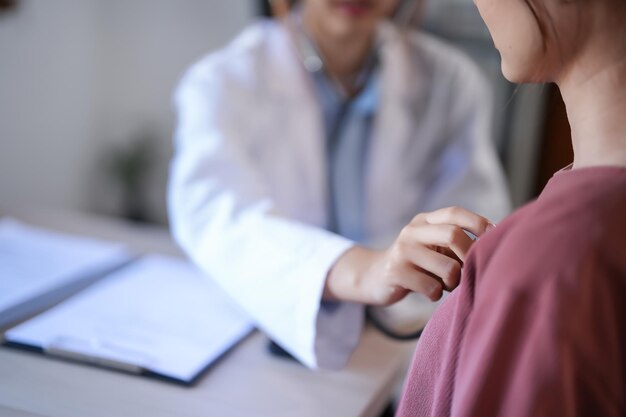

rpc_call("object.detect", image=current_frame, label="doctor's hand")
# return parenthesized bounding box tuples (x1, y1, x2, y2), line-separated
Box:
(324, 207, 494, 306)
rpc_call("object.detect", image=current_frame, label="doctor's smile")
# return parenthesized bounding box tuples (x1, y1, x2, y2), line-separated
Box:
(330, 0, 375, 17)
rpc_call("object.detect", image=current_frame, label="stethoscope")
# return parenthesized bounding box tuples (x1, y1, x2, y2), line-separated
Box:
(269, 0, 427, 342)
(269, 0, 422, 98)
(270, 0, 381, 99)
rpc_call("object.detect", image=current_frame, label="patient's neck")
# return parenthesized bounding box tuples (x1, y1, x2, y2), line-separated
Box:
(558, 11, 626, 169)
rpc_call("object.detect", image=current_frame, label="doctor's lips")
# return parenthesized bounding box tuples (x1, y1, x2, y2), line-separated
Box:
(331, 0, 374, 17)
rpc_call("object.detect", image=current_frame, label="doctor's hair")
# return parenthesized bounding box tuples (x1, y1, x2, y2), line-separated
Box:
(261, 0, 298, 18)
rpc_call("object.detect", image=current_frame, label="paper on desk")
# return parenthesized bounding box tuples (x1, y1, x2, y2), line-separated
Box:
(0, 218, 132, 328)
(5, 255, 255, 383)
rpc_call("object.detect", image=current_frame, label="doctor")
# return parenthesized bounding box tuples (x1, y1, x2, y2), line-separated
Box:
(169, 0, 510, 369)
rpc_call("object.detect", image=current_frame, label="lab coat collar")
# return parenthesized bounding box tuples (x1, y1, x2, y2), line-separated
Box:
(377, 22, 427, 107)
(260, 19, 428, 235)
(264, 19, 316, 103)
(264, 19, 426, 107)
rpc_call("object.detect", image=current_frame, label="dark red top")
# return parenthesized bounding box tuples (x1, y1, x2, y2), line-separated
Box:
(397, 166, 626, 417)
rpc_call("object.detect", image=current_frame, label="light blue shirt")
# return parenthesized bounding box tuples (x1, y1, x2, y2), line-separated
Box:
(313, 70, 379, 243)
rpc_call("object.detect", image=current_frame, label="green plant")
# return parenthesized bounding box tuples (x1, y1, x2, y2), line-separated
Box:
(105, 135, 154, 222)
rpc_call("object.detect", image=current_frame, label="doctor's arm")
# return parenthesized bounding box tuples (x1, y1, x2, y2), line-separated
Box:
(168, 66, 363, 369)
(169, 62, 494, 369)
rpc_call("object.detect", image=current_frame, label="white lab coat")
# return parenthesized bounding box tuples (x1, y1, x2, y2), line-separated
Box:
(168, 20, 511, 369)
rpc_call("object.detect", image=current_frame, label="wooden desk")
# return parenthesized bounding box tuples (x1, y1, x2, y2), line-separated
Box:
(0, 208, 415, 417)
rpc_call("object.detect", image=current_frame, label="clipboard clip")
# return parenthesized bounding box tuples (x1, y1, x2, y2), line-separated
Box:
(44, 335, 152, 374)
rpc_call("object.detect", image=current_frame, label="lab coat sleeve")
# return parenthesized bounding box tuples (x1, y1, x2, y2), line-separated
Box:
(168, 64, 364, 369)
(420, 62, 511, 222)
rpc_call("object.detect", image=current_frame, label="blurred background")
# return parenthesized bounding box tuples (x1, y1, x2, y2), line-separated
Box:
(0, 0, 572, 225)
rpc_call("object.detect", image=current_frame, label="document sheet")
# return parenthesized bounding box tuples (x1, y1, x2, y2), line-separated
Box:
(5, 255, 255, 383)
(0, 218, 131, 328)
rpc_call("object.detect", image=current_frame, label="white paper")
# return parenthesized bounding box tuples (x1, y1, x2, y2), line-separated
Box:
(0, 218, 132, 326)
(5, 255, 255, 382)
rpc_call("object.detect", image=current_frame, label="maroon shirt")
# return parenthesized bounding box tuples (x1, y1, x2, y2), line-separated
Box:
(397, 166, 626, 417)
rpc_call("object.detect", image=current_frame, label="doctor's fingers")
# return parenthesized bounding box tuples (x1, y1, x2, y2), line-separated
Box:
(391, 242, 461, 291)
(398, 223, 475, 263)
(390, 263, 445, 302)
(414, 206, 493, 237)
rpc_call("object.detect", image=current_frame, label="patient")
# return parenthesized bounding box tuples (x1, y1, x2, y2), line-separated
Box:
(396, 0, 626, 416)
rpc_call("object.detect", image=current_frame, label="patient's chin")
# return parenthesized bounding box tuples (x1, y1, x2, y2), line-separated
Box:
(501, 62, 545, 85)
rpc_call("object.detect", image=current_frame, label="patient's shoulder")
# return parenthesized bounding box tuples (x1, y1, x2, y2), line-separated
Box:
(474, 170, 626, 296)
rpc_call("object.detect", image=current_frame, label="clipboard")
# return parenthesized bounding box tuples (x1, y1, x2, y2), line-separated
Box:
(0, 218, 133, 330)
(3, 255, 255, 385)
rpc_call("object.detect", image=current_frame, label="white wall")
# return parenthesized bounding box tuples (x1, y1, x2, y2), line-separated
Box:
(0, 0, 254, 223)
(0, 1, 100, 210)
